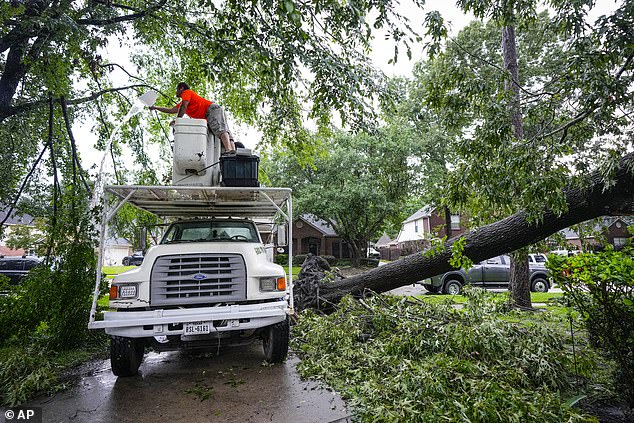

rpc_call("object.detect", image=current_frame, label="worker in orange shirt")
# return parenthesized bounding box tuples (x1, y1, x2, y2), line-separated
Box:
(150, 82, 236, 154)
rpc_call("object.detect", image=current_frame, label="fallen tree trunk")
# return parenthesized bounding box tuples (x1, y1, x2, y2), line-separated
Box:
(294, 152, 634, 312)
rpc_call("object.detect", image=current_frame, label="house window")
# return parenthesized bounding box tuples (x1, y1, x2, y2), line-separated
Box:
(451, 215, 460, 230)
(414, 221, 419, 233)
(613, 237, 627, 247)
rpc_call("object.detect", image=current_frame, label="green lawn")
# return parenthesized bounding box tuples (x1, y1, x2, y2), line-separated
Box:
(417, 291, 564, 305)
(102, 265, 136, 275)
(531, 291, 564, 303)
(98, 266, 135, 307)
(97, 295, 110, 308)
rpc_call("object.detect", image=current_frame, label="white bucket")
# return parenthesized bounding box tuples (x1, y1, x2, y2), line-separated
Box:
(173, 118, 208, 175)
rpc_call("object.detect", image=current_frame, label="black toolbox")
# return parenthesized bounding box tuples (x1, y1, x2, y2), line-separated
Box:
(220, 154, 260, 187)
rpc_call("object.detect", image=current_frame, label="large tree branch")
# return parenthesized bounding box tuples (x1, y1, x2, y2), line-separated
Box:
(0, 143, 49, 231)
(60, 96, 91, 192)
(0, 41, 29, 113)
(0, 84, 154, 122)
(75, 0, 168, 26)
(542, 52, 634, 140)
(295, 151, 634, 311)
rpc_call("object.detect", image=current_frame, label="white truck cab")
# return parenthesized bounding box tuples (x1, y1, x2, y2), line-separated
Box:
(88, 186, 293, 376)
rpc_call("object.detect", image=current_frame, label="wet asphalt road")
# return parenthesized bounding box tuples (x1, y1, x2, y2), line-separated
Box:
(24, 344, 349, 423)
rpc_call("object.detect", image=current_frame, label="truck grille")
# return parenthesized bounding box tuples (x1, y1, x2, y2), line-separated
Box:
(150, 254, 246, 306)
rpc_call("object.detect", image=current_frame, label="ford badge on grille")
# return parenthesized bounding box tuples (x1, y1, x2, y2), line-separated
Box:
(193, 273, 207, 280)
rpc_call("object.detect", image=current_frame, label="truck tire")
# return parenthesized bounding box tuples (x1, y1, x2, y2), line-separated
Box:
(111, 336, 144, 377)
(262, 317, 289, 363)
(443, 279, 462, 295)
(530, 277, 549, 293)
(122, 258, 129, 266)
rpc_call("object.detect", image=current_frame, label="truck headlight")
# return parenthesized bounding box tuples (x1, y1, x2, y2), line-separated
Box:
(110, 284, 138, 299)
(260, 277, 286, 292)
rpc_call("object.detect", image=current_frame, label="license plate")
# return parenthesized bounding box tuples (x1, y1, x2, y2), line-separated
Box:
(184, 321, 211, 335)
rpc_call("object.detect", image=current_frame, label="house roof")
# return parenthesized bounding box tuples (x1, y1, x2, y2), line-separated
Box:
(299, 214, 337, 236)
(105, 237, 132, 246)
(375, 233, 392, 247)
(0, 209, 35, 226)
(560, 217, 633, 239)
(402, 205, 435, 224)
(0, 245, 26, 256)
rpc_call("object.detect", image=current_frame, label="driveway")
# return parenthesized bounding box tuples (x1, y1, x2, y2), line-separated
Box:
(23, 344, 349, 423)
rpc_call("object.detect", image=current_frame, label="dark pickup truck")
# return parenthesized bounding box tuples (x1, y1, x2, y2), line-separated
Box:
(0, 256, 42, 285)
(422, 255, 550, 295)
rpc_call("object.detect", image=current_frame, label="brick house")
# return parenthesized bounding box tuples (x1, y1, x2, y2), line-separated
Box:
(558, 217, 633, 250)
(292, 215, 350, 259)
(0, 210, 37, 256)
(379, 206, 467, 259)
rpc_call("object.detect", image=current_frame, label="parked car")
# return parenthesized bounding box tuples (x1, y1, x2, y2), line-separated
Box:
(528, 253, 548, 266)
(0, 256, 42, 285)
(122, 252, 144, 266)
(422, 254, 550, 295)
(550, 249, 581, 257)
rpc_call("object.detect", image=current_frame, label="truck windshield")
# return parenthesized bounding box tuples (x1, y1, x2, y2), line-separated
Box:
(161, 221, 260, 244)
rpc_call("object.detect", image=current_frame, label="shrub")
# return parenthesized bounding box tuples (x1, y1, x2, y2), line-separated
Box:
(274, 253, 288, 266)
(320, 255, 335, 265)
(0, 190, 99, 350)
(293, 254, 308, 266)
(359, 258, 379, 267)
(292, 254, 335, 267)
(549, 247, 634, 407)
(334, 259, 352, 267)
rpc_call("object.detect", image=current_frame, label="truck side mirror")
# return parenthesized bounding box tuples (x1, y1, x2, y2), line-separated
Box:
(276, 225, 287, 247)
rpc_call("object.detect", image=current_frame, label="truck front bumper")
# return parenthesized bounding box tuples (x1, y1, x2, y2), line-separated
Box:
(89, 302, 288, 338)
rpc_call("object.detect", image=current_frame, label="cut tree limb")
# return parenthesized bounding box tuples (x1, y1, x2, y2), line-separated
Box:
(294, 152, 634, 311)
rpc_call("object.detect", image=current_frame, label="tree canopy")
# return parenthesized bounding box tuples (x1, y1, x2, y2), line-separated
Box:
(0, 0, 632, 308)
(262, 126, 424, 265)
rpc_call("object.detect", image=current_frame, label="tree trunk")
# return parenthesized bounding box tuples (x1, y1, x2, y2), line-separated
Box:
(349, 241, 361, 267)
(502, 23, 532, 307)
(444, 206, 452, 239)
(509, 249, 531, 308)
(293, 152, 634, 311)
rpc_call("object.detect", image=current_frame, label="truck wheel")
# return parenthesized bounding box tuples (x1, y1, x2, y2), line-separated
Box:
(111, 336, 144, 377)
(262, 317, 289, 363)
(531, 277, 549, 293)
(443, 280, 462, 295)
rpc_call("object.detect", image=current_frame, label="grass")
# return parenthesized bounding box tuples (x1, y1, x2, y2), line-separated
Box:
(96, 266, 136, 308)
(97, 295, 109, 308)
(102, 265, 135, 275)
(417, 291, 563, 304)
(531, 292, 564, 303)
